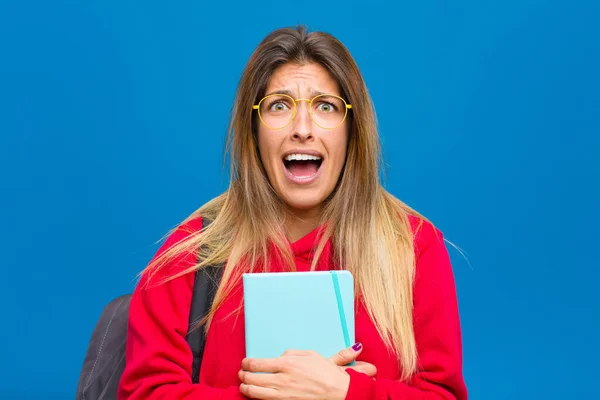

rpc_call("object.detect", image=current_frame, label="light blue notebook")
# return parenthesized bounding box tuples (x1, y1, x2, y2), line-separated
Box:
(243, 270, 355, 360)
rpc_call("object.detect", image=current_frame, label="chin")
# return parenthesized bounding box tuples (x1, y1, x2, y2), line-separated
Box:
(281, 192, 327, 215)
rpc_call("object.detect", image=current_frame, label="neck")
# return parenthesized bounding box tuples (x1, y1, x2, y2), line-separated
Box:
(285, 207, 321, 242)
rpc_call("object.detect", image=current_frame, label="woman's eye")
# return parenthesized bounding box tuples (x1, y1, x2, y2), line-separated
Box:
(270, 102, 289, 112)
(317, 102, 336, 113)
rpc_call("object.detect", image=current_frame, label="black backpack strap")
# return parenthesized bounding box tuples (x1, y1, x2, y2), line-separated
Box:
(186, 217, 224, 384)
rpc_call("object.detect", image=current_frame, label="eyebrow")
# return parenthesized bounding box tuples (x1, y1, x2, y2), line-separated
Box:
(264, 89, 336, 98)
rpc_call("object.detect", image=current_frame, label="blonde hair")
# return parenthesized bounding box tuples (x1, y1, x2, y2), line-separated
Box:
(143, 26, 429, 381)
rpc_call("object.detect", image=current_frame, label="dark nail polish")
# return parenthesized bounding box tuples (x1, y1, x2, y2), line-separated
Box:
(352, 342, 362, 351)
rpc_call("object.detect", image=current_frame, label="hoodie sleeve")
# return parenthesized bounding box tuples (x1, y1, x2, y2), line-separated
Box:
(118, 217, 247, 400)
(344, 222, 468, 400)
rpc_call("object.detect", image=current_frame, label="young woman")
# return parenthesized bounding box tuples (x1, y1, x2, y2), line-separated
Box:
(118, 26, 468, 400)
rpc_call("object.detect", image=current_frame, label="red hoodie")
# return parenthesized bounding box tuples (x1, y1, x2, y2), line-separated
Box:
(118, 215, 468, 400)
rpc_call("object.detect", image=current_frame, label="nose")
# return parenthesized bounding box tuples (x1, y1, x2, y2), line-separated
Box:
(291, 100, 313, 142)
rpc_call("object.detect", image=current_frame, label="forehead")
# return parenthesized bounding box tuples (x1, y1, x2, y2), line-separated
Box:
(265, 62, 341, 96)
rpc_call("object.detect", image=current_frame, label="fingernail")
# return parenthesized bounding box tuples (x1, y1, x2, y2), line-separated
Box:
(352, 342, 362, 351)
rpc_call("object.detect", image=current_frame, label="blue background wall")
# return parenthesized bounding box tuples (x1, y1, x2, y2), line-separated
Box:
(1, 1, 598, 398)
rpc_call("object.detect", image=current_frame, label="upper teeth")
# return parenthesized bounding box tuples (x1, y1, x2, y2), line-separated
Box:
(285, 154, 322, 161)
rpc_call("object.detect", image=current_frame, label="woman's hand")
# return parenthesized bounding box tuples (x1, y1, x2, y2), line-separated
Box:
(330, 342, 377, 378)
(239, 343, 376, 400)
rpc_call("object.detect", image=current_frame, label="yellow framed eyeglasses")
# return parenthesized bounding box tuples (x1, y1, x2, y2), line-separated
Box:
(252, 93, 352, 130)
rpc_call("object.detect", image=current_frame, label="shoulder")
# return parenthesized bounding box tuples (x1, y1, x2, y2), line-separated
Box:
(159, 215, 206, 250)
(140, 215, 206, 285)
(406, 214, 445, 259)
(174, 215, 206, 238)
(405, 215, 459, 312)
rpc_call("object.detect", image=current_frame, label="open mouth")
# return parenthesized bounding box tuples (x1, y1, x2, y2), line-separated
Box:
(283, 153, 323, 178)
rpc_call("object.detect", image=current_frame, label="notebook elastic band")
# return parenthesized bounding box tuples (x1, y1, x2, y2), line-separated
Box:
(330, 272, 351, 348)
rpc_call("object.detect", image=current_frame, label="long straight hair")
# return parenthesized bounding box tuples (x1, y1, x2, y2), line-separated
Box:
(143, 26, 426, 380)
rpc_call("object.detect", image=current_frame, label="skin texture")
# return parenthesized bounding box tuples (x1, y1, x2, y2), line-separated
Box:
(256, 62, 349, 242)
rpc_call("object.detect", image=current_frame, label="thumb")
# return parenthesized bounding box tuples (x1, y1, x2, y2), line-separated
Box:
(329, 342, 363, 366)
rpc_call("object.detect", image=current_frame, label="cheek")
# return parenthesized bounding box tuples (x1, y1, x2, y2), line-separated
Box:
(327, 129, 349, 172)
(257, 129, 279, 172)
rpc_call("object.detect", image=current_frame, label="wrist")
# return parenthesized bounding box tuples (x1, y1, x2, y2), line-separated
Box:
(332, 371, 351, 400)
(344, 369, 377, 400)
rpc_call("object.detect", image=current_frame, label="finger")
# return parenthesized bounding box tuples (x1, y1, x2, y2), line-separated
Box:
(241, 357, 284, 373)
(281, 349, 312, 357)
(238, 369, 279, 387)
(240, 383, 279, 400)
(345, 361, 377, 377)
(329, 342, 363, 366)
